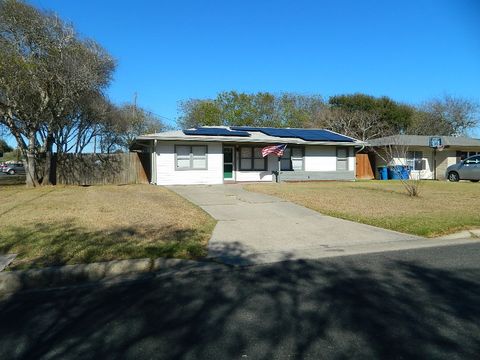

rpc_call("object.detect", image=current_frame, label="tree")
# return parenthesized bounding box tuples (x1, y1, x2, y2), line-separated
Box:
(100, 103, 166, 153)
(309, 108, 390, 141)
(0, 0, 115, 186)
(329, 93, 414, 132)
(373, 135, 423, 197)
(277, 93, 325, 128)
(177, 92, 324, 129)
(405, 110, 454, 136)
(407, 95, 479, 136)
(177, 99, 222, 128)
(0, 138, 13, 153)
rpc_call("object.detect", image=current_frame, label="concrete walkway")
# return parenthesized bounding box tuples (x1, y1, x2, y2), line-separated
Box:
(168, 185, 473, 265)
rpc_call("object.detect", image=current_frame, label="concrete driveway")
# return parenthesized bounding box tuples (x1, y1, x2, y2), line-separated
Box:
(168, 185, 460, 265)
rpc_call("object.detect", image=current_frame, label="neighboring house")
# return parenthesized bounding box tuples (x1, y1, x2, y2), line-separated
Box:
(132, 126, 365, 185)
(369, 135, 480, 180)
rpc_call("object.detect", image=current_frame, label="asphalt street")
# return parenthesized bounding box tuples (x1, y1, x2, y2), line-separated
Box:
(1, 243, 479, 360)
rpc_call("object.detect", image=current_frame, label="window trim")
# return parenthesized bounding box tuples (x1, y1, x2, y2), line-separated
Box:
(336, 146, 349, 171)
(280, 146, 304, 171)
(458, 151, 480, 161)
(174, 145, 208, 171)
(406, 151, 425, 171)
(239, 146, 267, 171)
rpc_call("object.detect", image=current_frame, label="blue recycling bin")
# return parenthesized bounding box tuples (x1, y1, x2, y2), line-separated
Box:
(377, 166, 388, 180)
(388, 166, 402, 180)
(400, 166, 411, 180)
(388, 165, 410, 180)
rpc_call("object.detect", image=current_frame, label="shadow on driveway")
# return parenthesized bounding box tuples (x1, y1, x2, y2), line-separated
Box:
(0, 247, 479, 359)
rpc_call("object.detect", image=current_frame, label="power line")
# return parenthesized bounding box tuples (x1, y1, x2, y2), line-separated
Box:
(129, 93, 176, 124)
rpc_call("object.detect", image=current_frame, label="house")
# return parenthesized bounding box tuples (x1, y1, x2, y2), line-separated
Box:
(132, 126, 365, 185)
(368, 135, 480, 180)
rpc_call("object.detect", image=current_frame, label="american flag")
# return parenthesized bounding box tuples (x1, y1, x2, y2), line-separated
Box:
(261, 144, 287, 157)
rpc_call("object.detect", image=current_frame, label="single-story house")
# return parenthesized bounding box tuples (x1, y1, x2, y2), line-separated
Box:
(132, 126, 365, 185)
(368, 135, 480, 180)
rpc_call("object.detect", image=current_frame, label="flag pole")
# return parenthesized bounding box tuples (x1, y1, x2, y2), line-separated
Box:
(277, 155, 281, 183)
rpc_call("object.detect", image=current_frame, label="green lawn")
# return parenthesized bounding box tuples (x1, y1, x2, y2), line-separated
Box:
(0, 185, 216, 270)
(245, 181, 480, 237)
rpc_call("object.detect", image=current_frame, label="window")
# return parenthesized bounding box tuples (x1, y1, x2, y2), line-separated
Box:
(175, 145, 207, 170)
(240, 147, 267, 171)
(280, 148, 292, 170)
(458, 151, 480, 161)
(336, 147, 349, 171)
(279, 147, 304, 171)
(406, 151, 425, 171)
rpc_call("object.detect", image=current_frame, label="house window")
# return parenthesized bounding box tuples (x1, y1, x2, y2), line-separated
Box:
(175, 145, 207, 170)
(458, 151, 480, 161)
(240, 147, 267, 171)
(336, 147, 349, 171)
(406, 151, 425, 171)
(280, 147, 304, 171)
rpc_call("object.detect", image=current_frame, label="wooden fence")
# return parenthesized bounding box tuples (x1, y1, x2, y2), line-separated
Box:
(355, 153, 375, 179)
(55, 152, 150, 185)
(0, 174, 26, 185)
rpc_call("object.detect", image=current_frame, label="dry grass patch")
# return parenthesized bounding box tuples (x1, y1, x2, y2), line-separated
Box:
(245, 181, 480, 237)
(0, 185, 215, 269)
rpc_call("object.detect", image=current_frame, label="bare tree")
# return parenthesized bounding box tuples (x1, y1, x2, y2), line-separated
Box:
(408, 95, 479, 136)
(309, 108, 392, 141)
(99, 103, 166, 153)
(372, 135, 423, 197)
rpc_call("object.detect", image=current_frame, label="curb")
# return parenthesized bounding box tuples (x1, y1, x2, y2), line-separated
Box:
(436, 229, 480, 240)
(0, 257, 225, 296)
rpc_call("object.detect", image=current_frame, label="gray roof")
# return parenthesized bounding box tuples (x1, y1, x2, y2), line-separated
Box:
(369, 135, 480, 148)
(135, 127, 365, 146)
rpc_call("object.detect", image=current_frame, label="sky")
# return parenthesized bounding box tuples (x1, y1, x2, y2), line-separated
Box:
(18, 0, 480, 136)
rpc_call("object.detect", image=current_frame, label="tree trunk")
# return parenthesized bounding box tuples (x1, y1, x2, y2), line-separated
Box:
(25, 132, 39, 188)
(42, 132, 55, 185)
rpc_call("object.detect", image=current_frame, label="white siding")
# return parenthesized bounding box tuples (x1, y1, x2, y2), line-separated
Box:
(447, 152, 458, 166)
(155, 141, 223, 185)
(235, 154, 276, 182)
(154, 142, 358, 184)
(348, 149, 355, 171)
(401, 147, 434, 180)
(374, 147, 435, 179)
(304, 146, 337, 171)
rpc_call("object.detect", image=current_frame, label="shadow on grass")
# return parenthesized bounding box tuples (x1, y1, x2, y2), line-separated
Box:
(0, 221, 210, 270)
(0, 246, 479, 359)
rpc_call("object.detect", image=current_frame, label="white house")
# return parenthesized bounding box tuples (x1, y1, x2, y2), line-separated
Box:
(369, 135, 480, 180)
(132, 126, 365, 185)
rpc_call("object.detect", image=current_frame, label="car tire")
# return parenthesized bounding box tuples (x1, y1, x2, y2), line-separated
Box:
(448, 172, 460, 182)
(7, 169, 15, 175)
(471, 180, 480, 183)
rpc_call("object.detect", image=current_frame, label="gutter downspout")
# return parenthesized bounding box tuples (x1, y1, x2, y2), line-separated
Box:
(151, 139, 157, 185)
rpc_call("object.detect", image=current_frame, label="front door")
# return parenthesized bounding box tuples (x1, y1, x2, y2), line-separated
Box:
(223, 146, 234, 181)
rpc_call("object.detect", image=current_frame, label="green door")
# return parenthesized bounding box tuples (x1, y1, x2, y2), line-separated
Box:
(223, 146, 234, 180)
